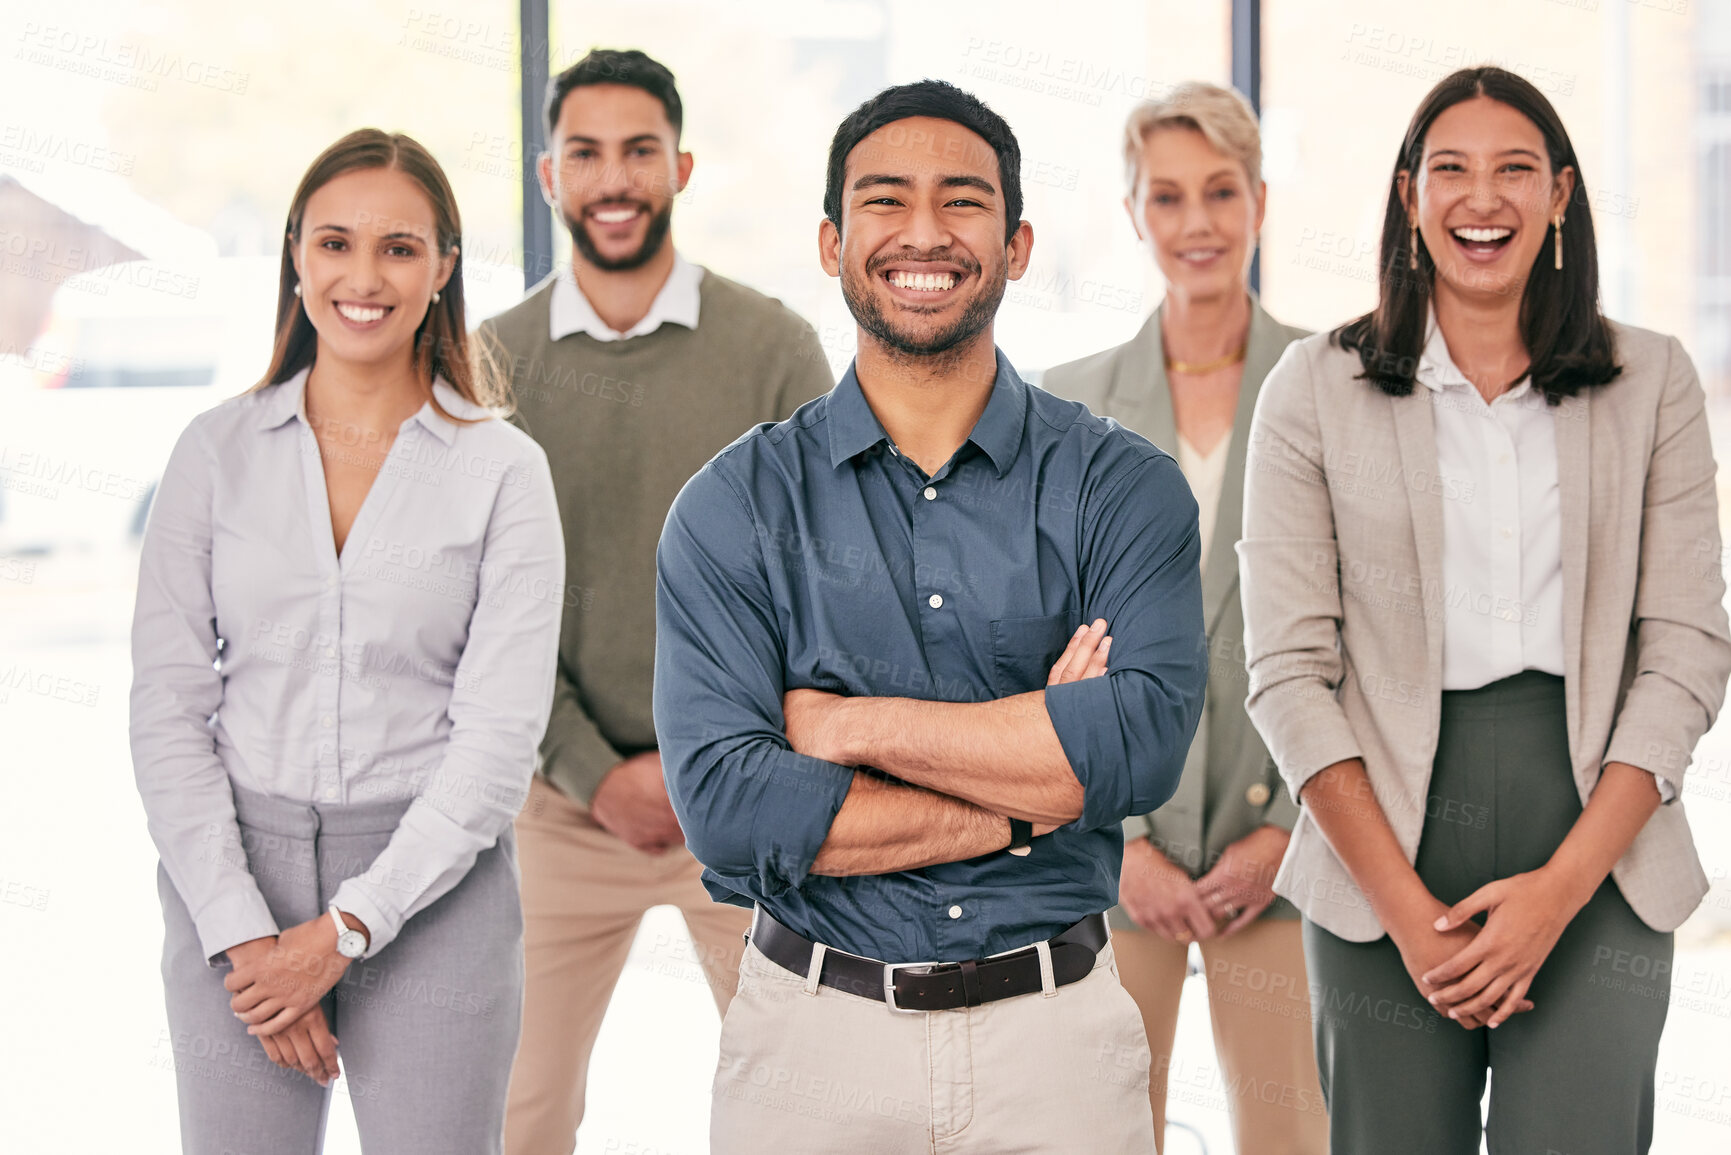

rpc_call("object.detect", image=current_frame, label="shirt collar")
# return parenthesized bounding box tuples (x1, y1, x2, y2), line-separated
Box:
(1416, 306, 1533, 400)
(549, 249, 703, 342)
(414, 379, 476, 444)
(254, 366, 310, 431)
(826, 347, 1028, 478)
(253, 364, 475, 445)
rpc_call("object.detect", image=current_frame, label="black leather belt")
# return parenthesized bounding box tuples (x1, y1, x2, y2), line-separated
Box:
(746, 907, 1109, 1012)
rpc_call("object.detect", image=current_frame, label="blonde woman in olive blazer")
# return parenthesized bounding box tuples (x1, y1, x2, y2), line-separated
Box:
(1045, 81, 1325, 1155)
(1048, 296, 1306, 872)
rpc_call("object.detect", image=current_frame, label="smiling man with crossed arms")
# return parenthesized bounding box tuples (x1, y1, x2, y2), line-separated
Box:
(654, 80, 1207, 1153)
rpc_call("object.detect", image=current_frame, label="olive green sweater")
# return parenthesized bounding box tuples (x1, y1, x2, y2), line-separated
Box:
(479, 268, 834, 803)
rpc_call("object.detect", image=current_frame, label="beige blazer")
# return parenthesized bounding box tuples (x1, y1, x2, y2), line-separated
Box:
(1238, 322, 1731, 941)
(1044, 297, 1308, 893)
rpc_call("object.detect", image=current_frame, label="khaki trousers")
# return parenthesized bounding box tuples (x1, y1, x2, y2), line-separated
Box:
(1113, 917, 1328, 1155)
(711, 935, 1155, 1154)
(503, 774, 751, 1155)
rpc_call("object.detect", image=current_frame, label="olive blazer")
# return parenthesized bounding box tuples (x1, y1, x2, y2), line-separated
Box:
(1045, 296, 1309, 916)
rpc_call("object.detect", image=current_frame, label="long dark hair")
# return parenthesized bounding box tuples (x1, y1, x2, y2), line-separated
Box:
(1334, 67, 1619, 404)
(253, 128, 509, 418)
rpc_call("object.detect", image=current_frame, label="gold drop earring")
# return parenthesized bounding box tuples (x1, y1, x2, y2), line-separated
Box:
(1409, 219, 1420, 270)
(1553, 214, 1565, 271)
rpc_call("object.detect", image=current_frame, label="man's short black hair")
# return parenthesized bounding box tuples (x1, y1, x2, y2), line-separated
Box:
(824, 80, 1023, 243)
(545, 49, 683, 142)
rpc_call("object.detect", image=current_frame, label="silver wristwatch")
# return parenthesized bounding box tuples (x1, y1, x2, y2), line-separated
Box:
(328, 904, 368, 959)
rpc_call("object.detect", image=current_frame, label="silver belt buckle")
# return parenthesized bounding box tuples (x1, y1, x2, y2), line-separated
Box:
(883, 960, 940, 1014)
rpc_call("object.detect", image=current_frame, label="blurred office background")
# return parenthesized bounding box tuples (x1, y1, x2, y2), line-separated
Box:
(3, 1, 1729, 1152)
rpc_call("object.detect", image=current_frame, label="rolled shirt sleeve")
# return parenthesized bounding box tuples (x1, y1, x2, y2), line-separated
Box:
(1044, 455, 1208, 833)
(130, 419, 280, 965)
(654, 465, 855, 904)
(331, 449, 565, 957)
(644, 352, 1220, 959)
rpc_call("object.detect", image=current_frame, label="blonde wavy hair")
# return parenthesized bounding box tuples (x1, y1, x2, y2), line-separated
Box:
(1123, 82, 1263, 195)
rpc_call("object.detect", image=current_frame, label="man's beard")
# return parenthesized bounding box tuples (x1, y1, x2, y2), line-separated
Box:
(840, 249, 1003, 360)
(564, 198, 674, 271)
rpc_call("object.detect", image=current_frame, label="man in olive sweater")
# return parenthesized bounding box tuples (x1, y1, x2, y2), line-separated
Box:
(481, 50, 833, 1155)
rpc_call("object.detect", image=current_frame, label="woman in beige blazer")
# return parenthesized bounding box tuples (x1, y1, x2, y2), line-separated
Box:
(1045, 83, 1324, 1155)
(1239, 66, 1731, 1155)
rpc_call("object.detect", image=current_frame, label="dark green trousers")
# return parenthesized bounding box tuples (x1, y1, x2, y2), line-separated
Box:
(1304, 671, 1673, 1154)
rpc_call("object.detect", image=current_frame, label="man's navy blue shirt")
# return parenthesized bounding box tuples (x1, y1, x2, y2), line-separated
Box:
(653, 349, 1206, 962)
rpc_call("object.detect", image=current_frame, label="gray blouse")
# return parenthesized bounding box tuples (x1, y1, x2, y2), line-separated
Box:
(129, 366, 564, 964)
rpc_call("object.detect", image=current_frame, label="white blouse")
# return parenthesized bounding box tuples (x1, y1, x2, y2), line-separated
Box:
(1416, 314, 1566, 692)
(129, 367, 564, 964)
(1175, 430, 1231, 578)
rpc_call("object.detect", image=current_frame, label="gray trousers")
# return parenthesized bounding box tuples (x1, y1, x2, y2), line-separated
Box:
(1304, 670, 1672, 1154)
(157, 783, 525, 1155)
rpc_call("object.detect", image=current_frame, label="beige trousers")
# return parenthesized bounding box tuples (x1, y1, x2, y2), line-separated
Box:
(503, 774, 751, 1155)
(710, 934, 1155, 1154)
(1112, 917, 1327, 1155)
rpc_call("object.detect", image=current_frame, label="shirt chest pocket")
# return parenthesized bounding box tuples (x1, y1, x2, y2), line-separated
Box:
(989, 612, 1077, 697)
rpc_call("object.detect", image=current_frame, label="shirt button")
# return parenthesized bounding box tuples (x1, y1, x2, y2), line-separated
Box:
(1245, 782, 1271, 806)
(928, 593, 944, 609)
(1500, 527, 1513, 539)
(321, 715, 335, 728)
(323, 787, 339, 801)
(326, 575, 338, 588)
(923, 486, 937, 501)
(948, 905, 963, 919)
(324, 647, 337, 659)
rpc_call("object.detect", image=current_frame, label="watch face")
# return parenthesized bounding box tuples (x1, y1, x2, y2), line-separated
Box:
(337, 930, 366, 958)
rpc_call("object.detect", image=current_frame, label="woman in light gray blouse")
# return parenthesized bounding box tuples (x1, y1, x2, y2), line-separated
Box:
(129, 129, 564, 1155)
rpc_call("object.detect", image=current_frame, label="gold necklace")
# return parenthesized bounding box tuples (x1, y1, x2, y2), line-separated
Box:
(1164, 338, 1248, 375)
